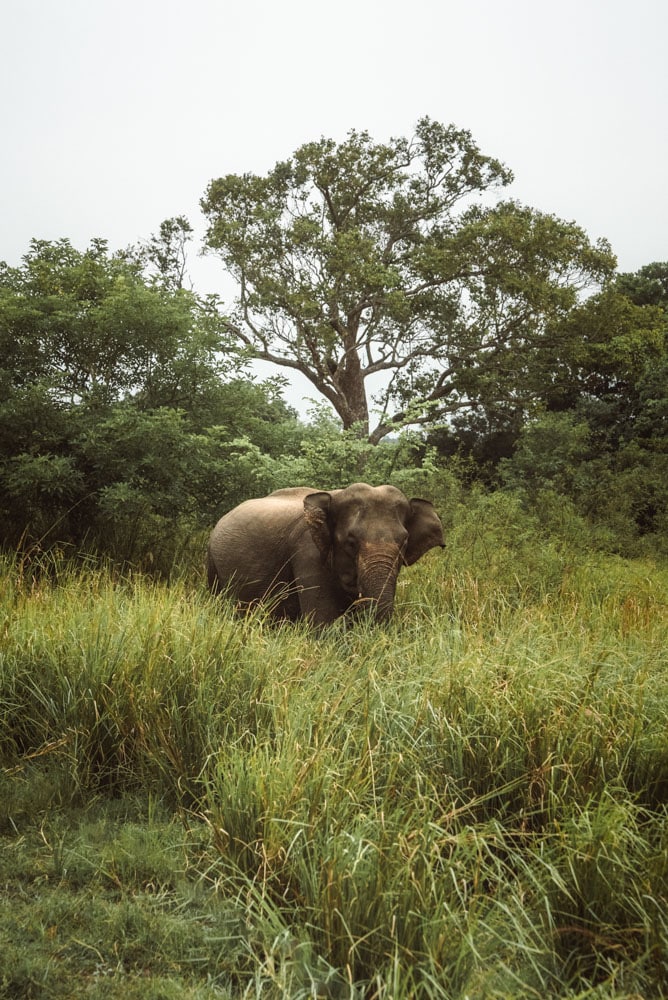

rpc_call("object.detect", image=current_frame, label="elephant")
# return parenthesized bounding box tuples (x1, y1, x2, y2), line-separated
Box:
(206, 482, 444, 625)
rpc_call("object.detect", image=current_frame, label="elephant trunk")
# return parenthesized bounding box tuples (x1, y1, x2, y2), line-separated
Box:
(357, 543, 403, 622)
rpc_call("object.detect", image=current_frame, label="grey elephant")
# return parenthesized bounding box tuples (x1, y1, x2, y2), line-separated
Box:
(206, 482, 444, 625)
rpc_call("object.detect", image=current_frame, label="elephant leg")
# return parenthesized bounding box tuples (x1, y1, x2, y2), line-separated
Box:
(291, 550, 349, 625)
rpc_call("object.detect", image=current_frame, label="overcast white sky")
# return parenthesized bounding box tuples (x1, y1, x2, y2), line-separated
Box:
(2, 0, 667, 399)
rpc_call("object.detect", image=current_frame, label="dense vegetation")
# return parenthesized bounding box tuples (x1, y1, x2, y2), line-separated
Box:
(2, 513, 667, 998)
(1, 237, 666, 565)
(1, 119, 667, 995)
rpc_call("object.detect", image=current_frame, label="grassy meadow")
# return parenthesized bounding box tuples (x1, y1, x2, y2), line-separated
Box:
(1, 505, 667, 998)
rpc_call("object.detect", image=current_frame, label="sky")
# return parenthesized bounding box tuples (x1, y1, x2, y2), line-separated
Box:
(2, 0, 667, 405)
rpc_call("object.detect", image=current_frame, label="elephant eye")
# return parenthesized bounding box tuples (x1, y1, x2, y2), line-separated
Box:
(342, 534, 358, 554)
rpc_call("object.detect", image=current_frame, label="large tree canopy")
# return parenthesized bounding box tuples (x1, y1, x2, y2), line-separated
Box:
(201, 118, 616, 443)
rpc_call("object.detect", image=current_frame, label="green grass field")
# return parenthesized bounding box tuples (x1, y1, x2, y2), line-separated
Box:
(1, 525, 667, 997)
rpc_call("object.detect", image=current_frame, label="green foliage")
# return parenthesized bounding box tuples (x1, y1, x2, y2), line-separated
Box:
(128, 214, 195, 290)
(202, 119, 614, 442)
(0, 239, 304, 566)
(500, 412, 592, 498)
(427, 263, 668, 550)
(1, 539, 667, 997)
(2, 224, 665, 573)
(0, 237, 228, 408)
(615, 260, 668, 308)
(544, 282, 666, 412)
(263, 411, 461, 515)
(498, 350, 668, 553)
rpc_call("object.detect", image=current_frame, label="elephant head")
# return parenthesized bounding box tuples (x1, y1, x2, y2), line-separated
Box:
(302, 483, 444, 622)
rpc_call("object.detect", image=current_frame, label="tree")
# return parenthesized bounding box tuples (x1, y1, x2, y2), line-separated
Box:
(0, 237, 236, 410)
(498, 264, 668, 549)
(541, 273, 666, 435)
(124, 215, 195, 291)
(615, 261, 668, 309)
(201, 118, 615, 443)
(0, 237, 302, 559)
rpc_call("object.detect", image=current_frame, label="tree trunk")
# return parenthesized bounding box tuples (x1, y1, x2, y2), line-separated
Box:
(332, 347, 369, 437)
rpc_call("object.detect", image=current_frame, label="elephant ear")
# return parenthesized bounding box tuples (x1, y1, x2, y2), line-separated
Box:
(405, 498, 445, 565)
(303, 492, 333, 562)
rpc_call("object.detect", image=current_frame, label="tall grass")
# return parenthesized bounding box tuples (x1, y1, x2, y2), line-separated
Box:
(1, 532, 667, 997)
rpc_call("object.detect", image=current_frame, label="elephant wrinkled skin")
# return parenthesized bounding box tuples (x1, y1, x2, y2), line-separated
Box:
(207, 483, 444, 625)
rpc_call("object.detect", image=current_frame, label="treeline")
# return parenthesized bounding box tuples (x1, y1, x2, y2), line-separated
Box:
(0, 237, 296, 567)
(0, 237, 666, 572)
